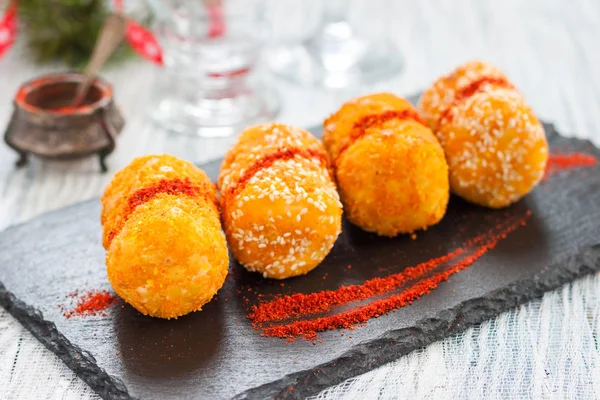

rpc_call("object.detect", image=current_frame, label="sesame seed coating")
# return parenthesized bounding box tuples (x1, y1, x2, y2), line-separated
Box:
(218, 123, 343, 280)
(419, 60, 511, 131)
(323, 93, 450, 237)
(419, 61, 549, 208)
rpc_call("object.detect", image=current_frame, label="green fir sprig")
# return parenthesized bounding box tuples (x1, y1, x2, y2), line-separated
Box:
(16, 0, 150, 68)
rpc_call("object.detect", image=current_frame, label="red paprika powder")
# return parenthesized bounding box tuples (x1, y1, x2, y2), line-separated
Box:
(62, 290, 117, 318)
(544, 152, 597, 179)
(250, 211, 531, 340)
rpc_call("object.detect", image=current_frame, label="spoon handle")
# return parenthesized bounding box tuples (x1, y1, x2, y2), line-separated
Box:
(73, 13, 127, 107)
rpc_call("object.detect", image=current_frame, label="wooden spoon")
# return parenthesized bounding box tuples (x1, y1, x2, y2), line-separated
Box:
(72, 13, 127, 107)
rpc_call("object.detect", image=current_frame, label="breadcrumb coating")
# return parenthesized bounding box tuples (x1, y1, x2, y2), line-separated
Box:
(323, 93, 450, 237)
(102, 155, 228, 319)
(106, 195, 228, 318)
(101, 154, 216, 249)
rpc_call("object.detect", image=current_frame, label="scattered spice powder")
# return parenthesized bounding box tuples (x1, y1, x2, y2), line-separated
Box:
(62, 290, 117, 318)
(250, 211, 531, 340)
(250, 248, 465, 324)
(544, 153, 597, 180)
(249, 221, 503, 325)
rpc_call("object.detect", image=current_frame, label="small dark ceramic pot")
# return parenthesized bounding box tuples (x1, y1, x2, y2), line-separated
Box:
(4, 72, 125, 172)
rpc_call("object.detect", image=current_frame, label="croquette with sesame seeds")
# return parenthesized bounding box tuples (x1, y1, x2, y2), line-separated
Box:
(419, 61, 548, 208)
(218, 123, 343, 280)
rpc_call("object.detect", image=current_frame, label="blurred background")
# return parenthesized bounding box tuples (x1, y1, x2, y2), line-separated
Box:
(1, 0, 600, 398)
(1, 0, 598, 185)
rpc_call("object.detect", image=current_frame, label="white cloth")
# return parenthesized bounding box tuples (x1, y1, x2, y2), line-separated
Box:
(309, 274, 600, 400)
(1, 0, 600, 398)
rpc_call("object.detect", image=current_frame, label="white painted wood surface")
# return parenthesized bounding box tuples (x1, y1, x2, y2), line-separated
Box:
(1, 0, 600, 398)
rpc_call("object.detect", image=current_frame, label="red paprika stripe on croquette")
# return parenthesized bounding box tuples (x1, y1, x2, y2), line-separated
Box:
(218, 123, 342, 280)
(105, 177, 216, 247)
(101, 154, 219, 249)
(435, 76, 514, 128)
(334, 108, 428, 166)
(221, 146, 331, 211)
(323, 93, 450, 237)
(418, 61, 511, 131)
(102, 155, 229, 319)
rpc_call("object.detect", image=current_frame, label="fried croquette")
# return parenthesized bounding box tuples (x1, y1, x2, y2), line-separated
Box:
(323, 93, 449, 237)
(419, 61, 548, 208)
(102, 155, 228, 318)
(218, 123, 342, 279)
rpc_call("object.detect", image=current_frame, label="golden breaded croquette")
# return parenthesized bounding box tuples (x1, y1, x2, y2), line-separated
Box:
(102, 155, 228, 319)
(219, 123, 342, 279)
(323, 93, 449, 237)
(101, 154, 216, 249)
(106, 195, 228, 319)
(419, 61, 548, 208)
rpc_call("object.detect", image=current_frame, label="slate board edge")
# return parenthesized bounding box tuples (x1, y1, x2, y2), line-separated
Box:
(235, 244, 600, 400)
(1, 245, 600, 400)
(0, 281, 132, 400)
(1, 123, 598, 400)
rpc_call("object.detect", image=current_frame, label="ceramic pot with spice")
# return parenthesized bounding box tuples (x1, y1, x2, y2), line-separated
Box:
(4, 72, 125, 172)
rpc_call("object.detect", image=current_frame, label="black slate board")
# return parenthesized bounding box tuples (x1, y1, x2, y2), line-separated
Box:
(1, 123, 600, 400)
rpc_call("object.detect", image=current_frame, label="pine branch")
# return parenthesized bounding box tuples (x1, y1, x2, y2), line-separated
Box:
(16, 0, 150, 68)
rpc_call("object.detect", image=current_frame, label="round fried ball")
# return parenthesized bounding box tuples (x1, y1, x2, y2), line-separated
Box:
(324, 93, 449, 237)
(101, 154, 215, 249)
(219, 123, 342, 279)
(419, 61, 549, 208)
(435, 88, 548, 208)
(106, 194, 228, 319)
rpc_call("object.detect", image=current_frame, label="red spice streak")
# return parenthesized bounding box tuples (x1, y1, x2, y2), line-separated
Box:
(250, 222, 503, 324)
(127, 178, 204, 211)
(544, 153, 597, 180)
(336, 109, 427, 165)
(207, 68, 249, 78)
(254, 211, 531, 339)
(250, 248, 464, 324)
(224, 147, 330, 206)
(106, 178, 212, 246)
(63, 290, 117, 318)
(206, 1, 226, 38)
(437, 76, 513, 127)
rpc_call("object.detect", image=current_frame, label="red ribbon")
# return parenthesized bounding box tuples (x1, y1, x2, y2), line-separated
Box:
(0, 1, 17, 60)
(0, 0, 225, 65)
(207, 3, 226, 38)
(125, 20, 163, 65)
(114, 0, 163, 65)
(114, 0, 226, 66)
